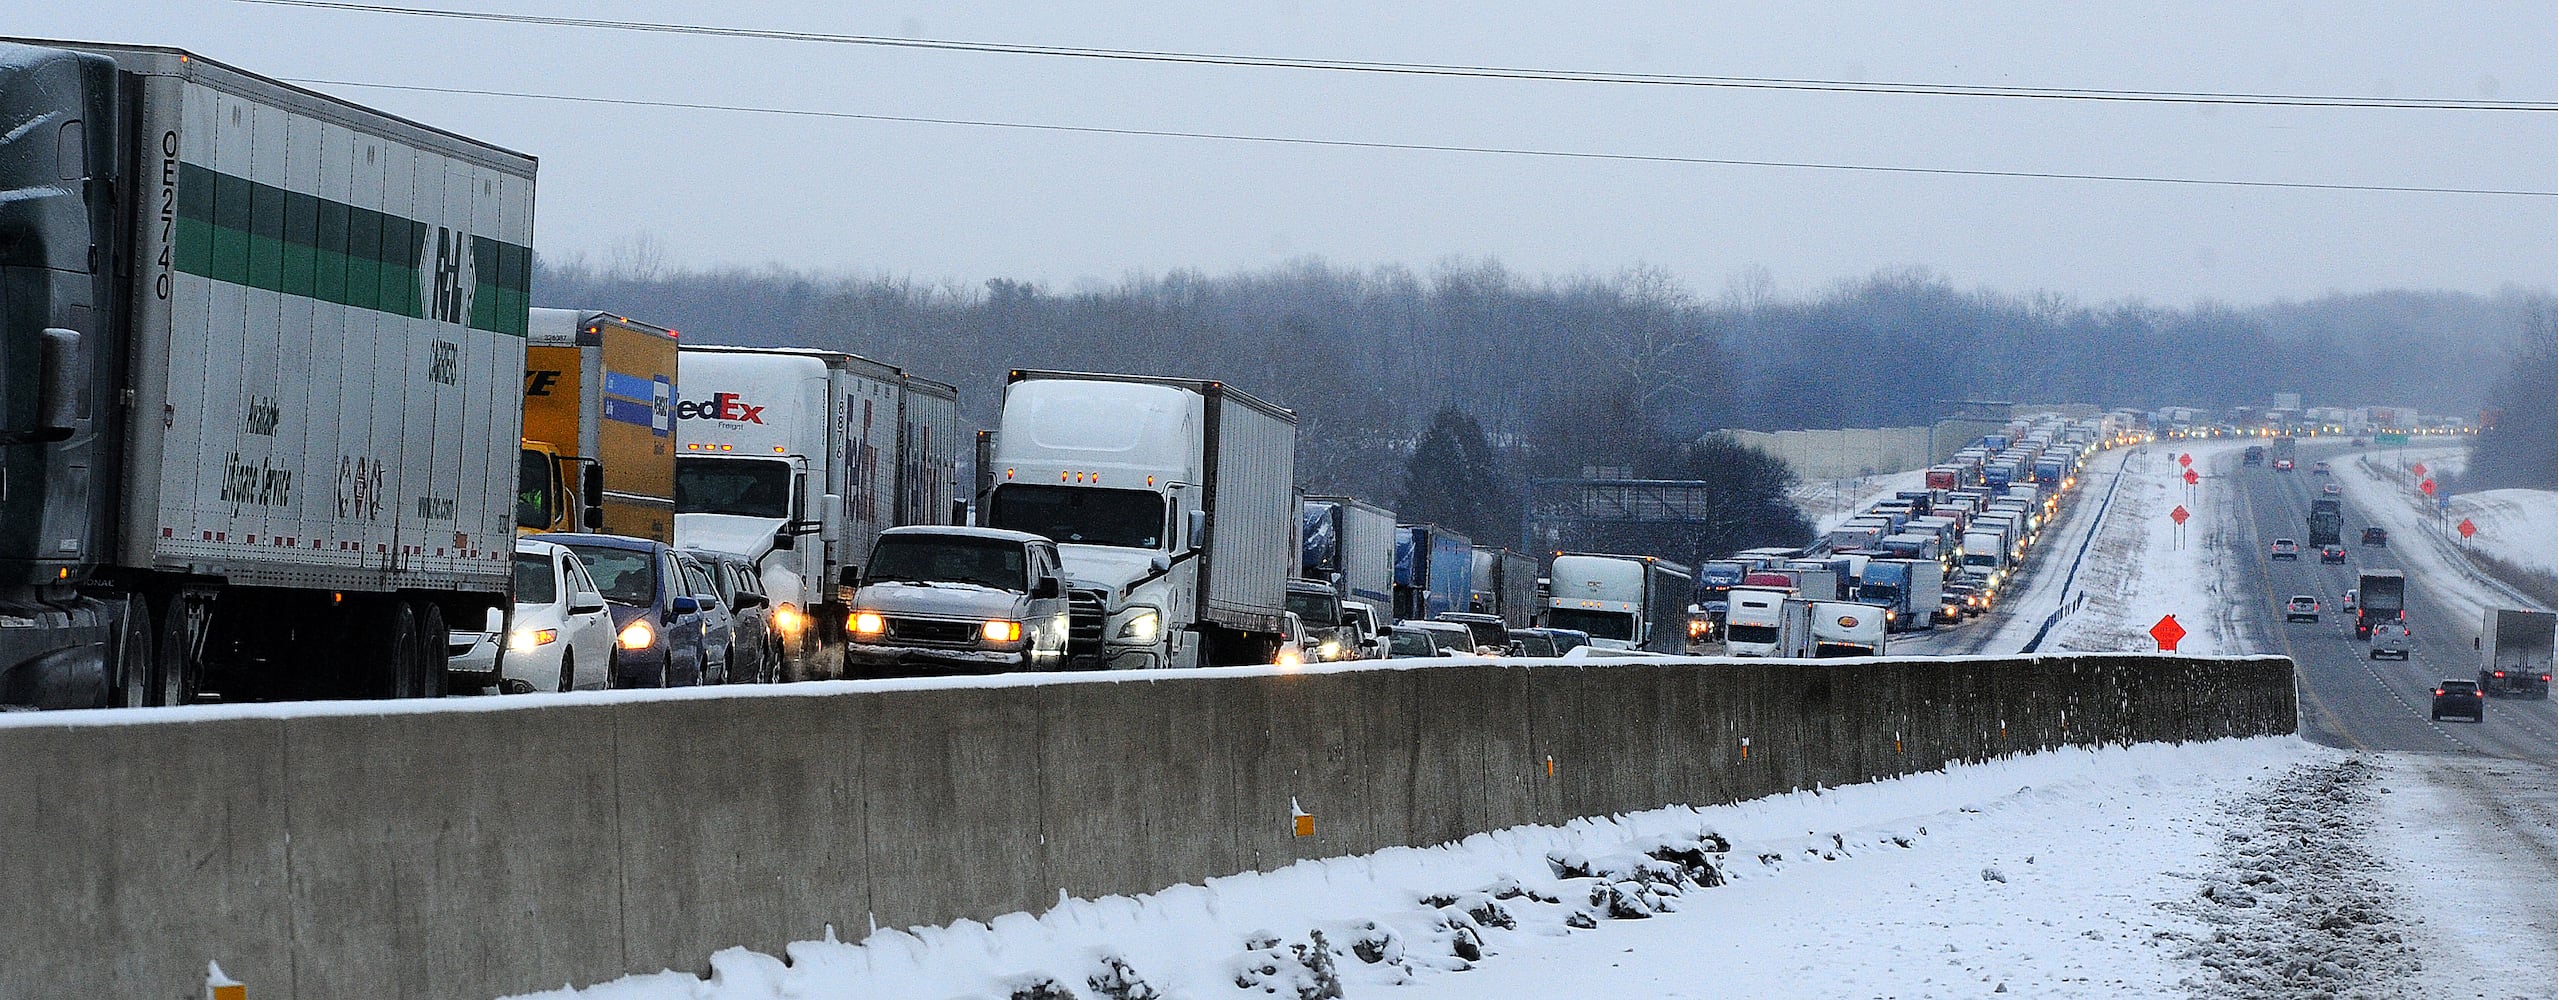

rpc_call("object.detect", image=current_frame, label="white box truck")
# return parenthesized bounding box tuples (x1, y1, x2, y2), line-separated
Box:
(1723, 586, 1791, 657)
(1777, 599, 1890, 658)
(1544, 553, 1694, 653)
(673, 346, 958, 676)
(983, 370, 1297, 669)
(0, 39, 533, 707)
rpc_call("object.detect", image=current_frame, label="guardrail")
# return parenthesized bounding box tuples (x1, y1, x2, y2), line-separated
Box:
(0, 653, 2295, 1000)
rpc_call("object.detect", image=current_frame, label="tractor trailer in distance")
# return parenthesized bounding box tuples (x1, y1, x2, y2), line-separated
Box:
(1545, 553, 1694, 653)
(0, 38, 534, 707)
(518, 308, 677, 541)
(2477, 608, 2554, 699)
(2353, 569, 2405, 640)
(1301, 495, 1395, 621)
(673, 346, 959, 675)
(983, 370, 1297, 669)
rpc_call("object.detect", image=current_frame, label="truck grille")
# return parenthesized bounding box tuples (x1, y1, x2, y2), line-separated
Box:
(887, 618, 976, 645)
(1067, 590, 1107, 657)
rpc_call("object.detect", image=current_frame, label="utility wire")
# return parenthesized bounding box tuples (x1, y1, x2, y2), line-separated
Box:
(244, 0, 2558, 114)
(289, 77, 2558, 199)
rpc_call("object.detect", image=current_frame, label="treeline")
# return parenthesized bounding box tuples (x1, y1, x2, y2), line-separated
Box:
(537, 255, 2536, 554)
(2466, 299, 2558, 491)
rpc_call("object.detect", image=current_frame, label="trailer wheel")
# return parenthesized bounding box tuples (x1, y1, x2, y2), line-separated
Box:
(412, 601, 449, 699)
(110, 595, 153, 708)
(151, 594, 201, 707)
(371, 600, 421, 700)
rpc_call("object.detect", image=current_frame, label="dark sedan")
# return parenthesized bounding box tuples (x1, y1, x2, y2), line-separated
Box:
(540, 533, 716, 688)
(2431, 679, 2484, 723)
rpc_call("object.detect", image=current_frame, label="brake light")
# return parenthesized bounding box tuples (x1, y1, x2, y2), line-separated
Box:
(2544, 675, 2553, 682)
(2434, 688, 2444, 697)
(2495, 671, 2506, 678)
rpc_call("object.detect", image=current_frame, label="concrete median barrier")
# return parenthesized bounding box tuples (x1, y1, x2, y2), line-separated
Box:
(0, 653, 2295, 999)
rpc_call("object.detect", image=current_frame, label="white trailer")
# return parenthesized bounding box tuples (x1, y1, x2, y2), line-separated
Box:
(985, 371, 1297, 669)
(674, 346, 959, 676)
(0, 39, 534, 707)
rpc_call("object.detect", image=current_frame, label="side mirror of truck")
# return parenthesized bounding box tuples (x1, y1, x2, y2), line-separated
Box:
(838, 566, 861, 589)
(582, 505, 604, 531)
(1032, 576, 1061, 600)
(1186, 510, 1209, 551)
(771, 529, 797, 551)
(820, 495, 845, 545)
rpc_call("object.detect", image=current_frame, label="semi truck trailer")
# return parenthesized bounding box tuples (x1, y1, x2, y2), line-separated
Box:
(1301, 495, 1394, 620)
(518, 308, 677, 541)
(674, 346, 959, 675)
(2353, 569, 2404, 640)
(0, 39, 534, 706)
(2477, 608, 2554, 699)
(1544, 553, 1693, 653)
(1393, 523, 1473, 622)
(984, 370, 1297, 669)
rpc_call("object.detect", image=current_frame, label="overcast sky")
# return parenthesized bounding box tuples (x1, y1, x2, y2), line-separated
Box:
(29, 1, 2558, 303)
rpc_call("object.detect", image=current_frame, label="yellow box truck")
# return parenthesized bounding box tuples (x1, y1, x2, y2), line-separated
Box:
(520, 309, 679, 540)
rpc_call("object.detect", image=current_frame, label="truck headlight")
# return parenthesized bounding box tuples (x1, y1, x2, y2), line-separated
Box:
(508, 627, 558, 653)
(772, 602, 808, 636)
(617, 620, 655, 650)
(852, 611, 886, 636)
(1317, 639, 1341, 660)
(981, 619, 1023, 643)
(1118, 609, 1161, 643)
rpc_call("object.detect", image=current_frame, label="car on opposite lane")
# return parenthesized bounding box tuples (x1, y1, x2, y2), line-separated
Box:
(2320, 545, 2348, 564)
(2270, 539, 2301, 561)
(2321, 482, 2342, 496)
(2312, 462, 2332, 475)
(2285, 595, 2322, 623)
(2431, 679, 2484, 722)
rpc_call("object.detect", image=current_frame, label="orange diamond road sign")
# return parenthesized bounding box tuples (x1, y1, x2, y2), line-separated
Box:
(2183, 468, 2199, 485)
(2459, 518, 2477, 539)
(2170, 505, 2190, 525)
(2178, 453, 2192, 468)
(2412, 463, 2427, 477)
(2150, 615, 2187, 652)
(2421, 478, 2436, 496)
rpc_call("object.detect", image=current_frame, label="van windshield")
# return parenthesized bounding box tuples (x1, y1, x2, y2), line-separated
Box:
(866, 535, 1028, 591)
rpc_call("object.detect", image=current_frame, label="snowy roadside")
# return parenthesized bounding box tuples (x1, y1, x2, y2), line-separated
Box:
(2037, 440, 2254, 655)
(517, 739, 2347, 1000)
(2334, 446, 2541, 627)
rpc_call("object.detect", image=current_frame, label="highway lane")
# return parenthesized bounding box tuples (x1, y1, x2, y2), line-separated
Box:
(2225, 439, 2558, 761)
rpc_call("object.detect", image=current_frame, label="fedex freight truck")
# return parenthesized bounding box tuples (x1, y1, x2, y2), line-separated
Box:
(0, 39, 533, 706)
(674, 346, 958, 674)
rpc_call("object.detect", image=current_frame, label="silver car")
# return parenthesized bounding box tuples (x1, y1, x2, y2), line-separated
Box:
(2369, 621, 2412, 660)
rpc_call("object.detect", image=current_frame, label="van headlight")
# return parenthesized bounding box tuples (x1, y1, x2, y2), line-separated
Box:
(981, 619, 1023, 643)
(1317, 638, 1341, 660)
(1117, 608, 1161, 643)
(851, 611, 886, 636)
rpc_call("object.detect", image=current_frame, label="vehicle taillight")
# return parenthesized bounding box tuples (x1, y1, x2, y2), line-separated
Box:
(2543, 675, 2553, 682)
(2433, 688, 2444, 696)
(2494, 671, 2506, 678)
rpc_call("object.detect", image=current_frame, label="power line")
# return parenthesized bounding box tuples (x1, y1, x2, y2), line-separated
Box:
(289, 77, 2558, 199)
(244, 0, 2558, 114)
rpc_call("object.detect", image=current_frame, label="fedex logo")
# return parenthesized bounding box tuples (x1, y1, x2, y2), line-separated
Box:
(677, 393, 764, 424)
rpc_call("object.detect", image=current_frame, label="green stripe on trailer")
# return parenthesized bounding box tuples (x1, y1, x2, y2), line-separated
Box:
(172, 162, 530, 336)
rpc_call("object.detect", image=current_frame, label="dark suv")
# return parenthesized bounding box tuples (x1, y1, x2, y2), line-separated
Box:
(2362, 527, 2389, 547)
(2431, 679, 2484, 722)
(541, 533, 717, 688)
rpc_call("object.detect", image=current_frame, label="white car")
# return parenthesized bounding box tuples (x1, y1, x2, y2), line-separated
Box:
(449, 538, 619, 693)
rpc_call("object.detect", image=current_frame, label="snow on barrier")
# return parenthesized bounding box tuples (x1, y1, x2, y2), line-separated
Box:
(0, 653, 2294, 1000)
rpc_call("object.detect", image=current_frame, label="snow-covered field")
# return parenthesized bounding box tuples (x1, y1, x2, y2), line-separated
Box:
(1789, 467, 1929, 534)
(2335, 446, 2547, 625)
(2035, 440, 2254, 656)
(522, 739, 2391, 1000)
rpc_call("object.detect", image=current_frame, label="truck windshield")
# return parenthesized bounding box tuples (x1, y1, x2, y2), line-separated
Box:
(987, 485, 1165, 548)
(676, 457, 793, 518)
(1285, 589, 1341, 627)
(518, 450, 555, 529)
(866, 535, 1028, 590)
(1726, 623, 1780, 644)
(1545, 607, 1635, 641)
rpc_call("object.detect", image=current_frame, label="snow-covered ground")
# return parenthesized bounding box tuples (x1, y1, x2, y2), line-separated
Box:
(522, 739, 2412, 1000)
(1789, 467, 1929, 534)
(2333, 445, 2547, 626)
(2033, 440, 2254, 656)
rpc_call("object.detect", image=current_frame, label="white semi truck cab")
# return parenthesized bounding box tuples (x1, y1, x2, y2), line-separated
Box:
(983, 371, 1296, 670)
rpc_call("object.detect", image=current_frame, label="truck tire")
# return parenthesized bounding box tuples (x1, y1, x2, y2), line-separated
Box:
(111, 595, 152, 708)
(370, 600, 421, 700)
(152, 594, 199, 707)
(412, 601, 449, 699)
